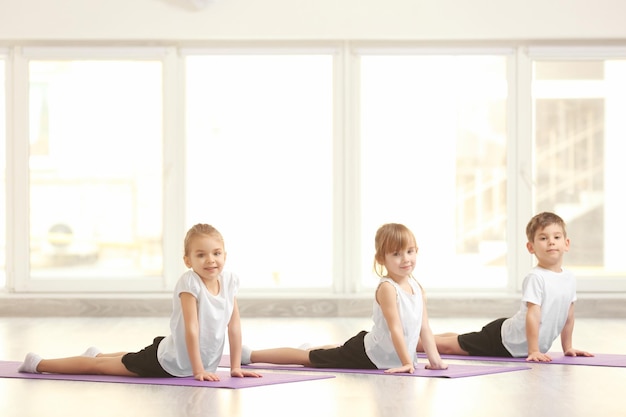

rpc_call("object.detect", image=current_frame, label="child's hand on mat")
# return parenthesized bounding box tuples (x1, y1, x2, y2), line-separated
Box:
(384, 363, 415, 374)
(564, 348, 594, 357)
(231, 368, 262, 378)
(526, 351, 552, 362)
(425, 361, 448, 370)
(194, 371, 221, 381)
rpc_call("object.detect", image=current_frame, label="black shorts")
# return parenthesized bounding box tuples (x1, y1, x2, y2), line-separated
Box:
(122, 337, 174, 377)
(309, 330, 377, 369)
(457, 318, 513, 357)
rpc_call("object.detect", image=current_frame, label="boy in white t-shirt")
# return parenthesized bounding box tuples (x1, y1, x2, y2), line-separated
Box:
(418, 212, 593, 362)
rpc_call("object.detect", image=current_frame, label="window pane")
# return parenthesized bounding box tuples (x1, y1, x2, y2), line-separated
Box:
(29, 61, 163, 280)
(532, 59, 626, 278)
(360, 55, 508, 289)
(185, 55, 333, 289)
(0, 58, 5, 288)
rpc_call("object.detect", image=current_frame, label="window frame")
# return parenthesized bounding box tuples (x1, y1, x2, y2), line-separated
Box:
(2, 43, 625, 295)
(6, 46, 181, 292)
(0, 50, 7, 289)
(352, 45, 519, 293)
(522, 46, 626, 292)
(180, 44, 346, 295)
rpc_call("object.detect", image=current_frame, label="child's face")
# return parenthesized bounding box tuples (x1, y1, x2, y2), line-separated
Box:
(526, 223, 570, 271)
(183, 234, 226, 281)
(383, 246, 417, 281)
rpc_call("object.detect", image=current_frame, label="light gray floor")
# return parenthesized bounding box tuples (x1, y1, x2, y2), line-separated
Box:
(1, 316, 624, 417)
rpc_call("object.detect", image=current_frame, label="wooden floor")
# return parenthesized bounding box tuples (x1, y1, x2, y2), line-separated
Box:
(1, 316, 624, 417)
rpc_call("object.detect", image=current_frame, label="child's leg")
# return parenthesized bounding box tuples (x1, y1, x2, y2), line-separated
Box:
(417, 334, 456, 352)
(36, 355, 138, 376)
(81, 347, 128, 358)
(305, 344, 340, 350)
(96, 352, 128, 358)
(417, 333, 469, 355)
(432, 334, 469, 355)
(250, 348, 312, 366)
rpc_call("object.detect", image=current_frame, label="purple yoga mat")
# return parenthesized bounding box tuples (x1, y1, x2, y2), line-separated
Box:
(417, 352, 626, 367)
(0, 361, 333, 389)
(219, 355, 529, 378)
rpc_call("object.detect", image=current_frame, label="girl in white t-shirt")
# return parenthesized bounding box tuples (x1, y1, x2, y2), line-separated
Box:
(241, 223, 447, 374)
(18, 224, 261, 381)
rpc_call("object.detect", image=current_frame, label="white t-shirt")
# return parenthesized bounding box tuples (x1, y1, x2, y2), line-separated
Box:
(363, 277, 423, 369)
(157, 269, 239, 376)
(501, 266, 576, 357)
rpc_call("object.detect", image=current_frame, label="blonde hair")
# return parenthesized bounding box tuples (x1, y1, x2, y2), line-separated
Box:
(526, 212, 567, 242)
(184, 224, 224, 256)
(373, 223, 418, 278)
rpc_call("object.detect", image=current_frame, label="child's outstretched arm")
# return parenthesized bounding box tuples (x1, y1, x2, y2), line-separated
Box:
(418, 294, 447, 370)
(525, 302, 552, 362)
(180, 292, 221, 381)
(561, 303, 593, 357)
(376, 282, 415, 374)
(228, 299, 262, 378)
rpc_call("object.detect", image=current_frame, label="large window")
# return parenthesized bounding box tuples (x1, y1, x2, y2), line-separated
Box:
(9, 49, 167, 292)
(359, 54, 509, 289)
(185, 53, 334, 290)
(531, 55, 626, 290)
(3, 45, 626, 295)
(0, 55, 5, 288)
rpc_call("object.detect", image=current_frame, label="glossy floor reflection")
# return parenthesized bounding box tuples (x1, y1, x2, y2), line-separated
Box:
(1, 316, 624, 417)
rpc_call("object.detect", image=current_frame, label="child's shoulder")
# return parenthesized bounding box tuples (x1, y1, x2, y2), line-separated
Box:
(523, 266, 575, 291)
(176, 269, 201, 286)
(178, 269, 198, 283)
(220, 270, 239, 281)
(528, 266, 573, 278)
(219, 270, 241, 291)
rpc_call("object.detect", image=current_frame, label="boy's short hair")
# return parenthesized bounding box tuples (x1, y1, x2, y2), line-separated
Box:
(526, 212, 567, 242)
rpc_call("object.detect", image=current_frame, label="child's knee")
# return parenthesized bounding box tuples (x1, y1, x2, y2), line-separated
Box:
(436, 336, 462, 355)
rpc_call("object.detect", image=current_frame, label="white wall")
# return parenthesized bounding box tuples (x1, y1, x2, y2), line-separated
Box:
(1, 0, 625, 42)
